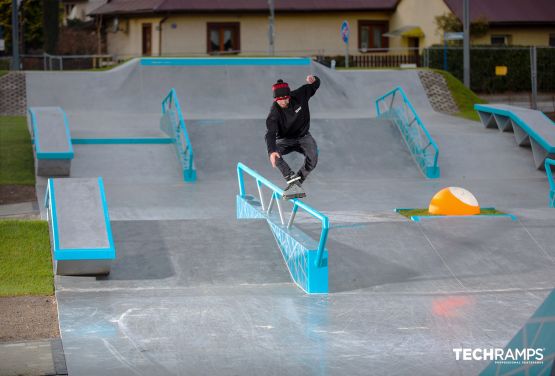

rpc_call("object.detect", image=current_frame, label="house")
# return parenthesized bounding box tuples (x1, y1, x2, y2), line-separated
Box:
(88, 0, 555, 59)
(62, 0, 107, 25)
(443, 0, 555, 46)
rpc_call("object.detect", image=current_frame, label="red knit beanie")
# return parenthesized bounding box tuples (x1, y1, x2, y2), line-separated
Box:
(272, 79, 290, 100)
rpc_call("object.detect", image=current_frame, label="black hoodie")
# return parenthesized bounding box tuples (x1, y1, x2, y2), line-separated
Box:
(265, 76, 320, 154)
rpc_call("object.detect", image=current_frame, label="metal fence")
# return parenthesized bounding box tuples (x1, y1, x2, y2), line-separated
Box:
(1, 54, 114, 70)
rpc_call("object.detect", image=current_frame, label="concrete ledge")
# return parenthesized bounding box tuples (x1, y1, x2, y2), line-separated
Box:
(475, 104, 555, 170)
(45, 177, 115, 276)
(28, 107, 73, 177)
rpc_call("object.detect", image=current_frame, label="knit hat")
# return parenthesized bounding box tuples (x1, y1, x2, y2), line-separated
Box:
(272, 79, 290, 99)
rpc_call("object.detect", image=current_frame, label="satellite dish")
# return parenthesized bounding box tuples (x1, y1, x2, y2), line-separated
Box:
(112, 17, 119, 32)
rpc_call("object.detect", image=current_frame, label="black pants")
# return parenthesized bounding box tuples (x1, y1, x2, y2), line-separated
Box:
(275, 133, 318, 182)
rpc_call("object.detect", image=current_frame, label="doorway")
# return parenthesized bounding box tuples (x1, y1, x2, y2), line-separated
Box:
(142, 23, 152, 56)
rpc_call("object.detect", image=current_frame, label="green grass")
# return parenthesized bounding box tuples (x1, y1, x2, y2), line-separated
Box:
(0, 70, 7, 78)
(430, 68, 488, 122)
(0, 116, 35, 185)
(336, 66, 486, 121)
(397, 208, 505, 219)
(0, 220, 54, 296)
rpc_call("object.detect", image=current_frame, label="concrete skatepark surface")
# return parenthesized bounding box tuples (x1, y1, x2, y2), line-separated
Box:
(26, 59, 555, 375)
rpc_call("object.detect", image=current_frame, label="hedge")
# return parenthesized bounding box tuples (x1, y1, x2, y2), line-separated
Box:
(426, 46, 555, 93)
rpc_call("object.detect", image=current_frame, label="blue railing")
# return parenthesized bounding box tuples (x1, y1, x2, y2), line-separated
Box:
(375, 87, 440, 178)
(237, 162, 329, 268)
(546, 158, 555, 208)
(161, 88, 196, 182)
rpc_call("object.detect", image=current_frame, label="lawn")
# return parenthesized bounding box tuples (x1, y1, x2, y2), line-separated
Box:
(430, 69, 488, 122)
(337, 66, 487, 122)
(0, 220, 54, 296)
(397, 208, 505, 219)
(0, 70, 7, 78)
(0, 116, 35, 185)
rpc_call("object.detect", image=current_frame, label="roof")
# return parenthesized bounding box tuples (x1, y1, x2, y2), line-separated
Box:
(443, 0, 555, 24)
(90, 0, 400, 16)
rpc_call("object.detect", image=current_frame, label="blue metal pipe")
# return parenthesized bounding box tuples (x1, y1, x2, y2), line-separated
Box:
(375, 86, 440, 176)
(237, 162, 329, 267)
(161, 88, 196, 180)
(545, 158, 555, 208)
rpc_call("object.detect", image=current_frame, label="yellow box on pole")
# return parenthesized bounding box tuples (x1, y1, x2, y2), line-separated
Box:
(495, 66, 508, 76)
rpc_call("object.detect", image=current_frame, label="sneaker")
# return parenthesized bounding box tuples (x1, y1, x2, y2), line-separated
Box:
(282, 174, 306, 199)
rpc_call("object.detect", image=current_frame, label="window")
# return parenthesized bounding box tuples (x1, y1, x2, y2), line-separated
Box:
(491, 35, 511, 46)
(207, 23, 240, 54)
(358, 21, 389, 52)
(550, 34, 555, 47)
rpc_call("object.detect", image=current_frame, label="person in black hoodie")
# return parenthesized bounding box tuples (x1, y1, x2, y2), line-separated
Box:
(265, 75, 320, 199)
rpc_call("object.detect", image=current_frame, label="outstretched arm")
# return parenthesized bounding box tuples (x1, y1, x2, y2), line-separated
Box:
(292, 75, 320, 99)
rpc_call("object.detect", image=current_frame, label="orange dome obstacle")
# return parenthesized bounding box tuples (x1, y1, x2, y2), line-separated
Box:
(428, 187, 480, 216)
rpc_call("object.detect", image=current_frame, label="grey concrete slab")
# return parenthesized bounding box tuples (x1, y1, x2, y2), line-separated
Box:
(38, 114, 551, 222)
(54, 178, 109, 250)
(56, 287, 551, 376)
(0, 201, 39, 218)
(55, 220, 290, 292)
(65, 111, 164, 138)
(25, 61, 555, 375)
(301, 217, 555, 294)
(70, 144, 183, 184)
(0, 339, 66, 376)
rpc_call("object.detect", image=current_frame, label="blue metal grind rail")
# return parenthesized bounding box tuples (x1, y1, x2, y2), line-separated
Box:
(161, 88, 196, 182)
(546, 158, 555, 208)
(376, 87, 440, 178)
(236, 162, 329, 294)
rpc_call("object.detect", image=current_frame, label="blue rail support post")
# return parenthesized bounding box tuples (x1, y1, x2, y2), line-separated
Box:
(161, 88, 196, 182)
(236, 162, 329, 294)
(546, 159, 555, 208)
(375, 87, 440, 178)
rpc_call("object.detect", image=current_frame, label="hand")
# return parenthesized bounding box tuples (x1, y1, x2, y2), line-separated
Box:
(306, 75, 316, 84)
(269, 152, 281, 168)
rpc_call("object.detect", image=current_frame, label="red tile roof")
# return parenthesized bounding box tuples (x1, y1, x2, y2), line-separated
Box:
(91, 0, 400, 16)
(444, 0, 555, 24)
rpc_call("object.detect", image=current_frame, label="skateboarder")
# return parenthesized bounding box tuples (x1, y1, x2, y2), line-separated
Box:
(265, 75, 320, 199)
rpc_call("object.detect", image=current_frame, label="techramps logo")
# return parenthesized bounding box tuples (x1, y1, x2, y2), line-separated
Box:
(453, 348, 545, 366)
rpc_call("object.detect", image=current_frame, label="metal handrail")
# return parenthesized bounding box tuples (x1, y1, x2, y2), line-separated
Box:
(546, 158, 555, 208)
(375, 86, 440, 176)
(161, 88, 195, 181)
(237, 162, 329, 267)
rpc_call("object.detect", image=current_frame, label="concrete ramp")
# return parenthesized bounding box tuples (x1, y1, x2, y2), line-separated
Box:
(188, 117, 419, 181)
(26, 59, 431, 119)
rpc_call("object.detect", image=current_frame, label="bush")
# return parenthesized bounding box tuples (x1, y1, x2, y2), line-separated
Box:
(426, 46, 555, 93)
(57, 26, 98, 55)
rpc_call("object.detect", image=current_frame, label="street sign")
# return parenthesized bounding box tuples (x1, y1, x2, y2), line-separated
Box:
(444, 32, 464, 41)
(340, 21, 350, 44)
